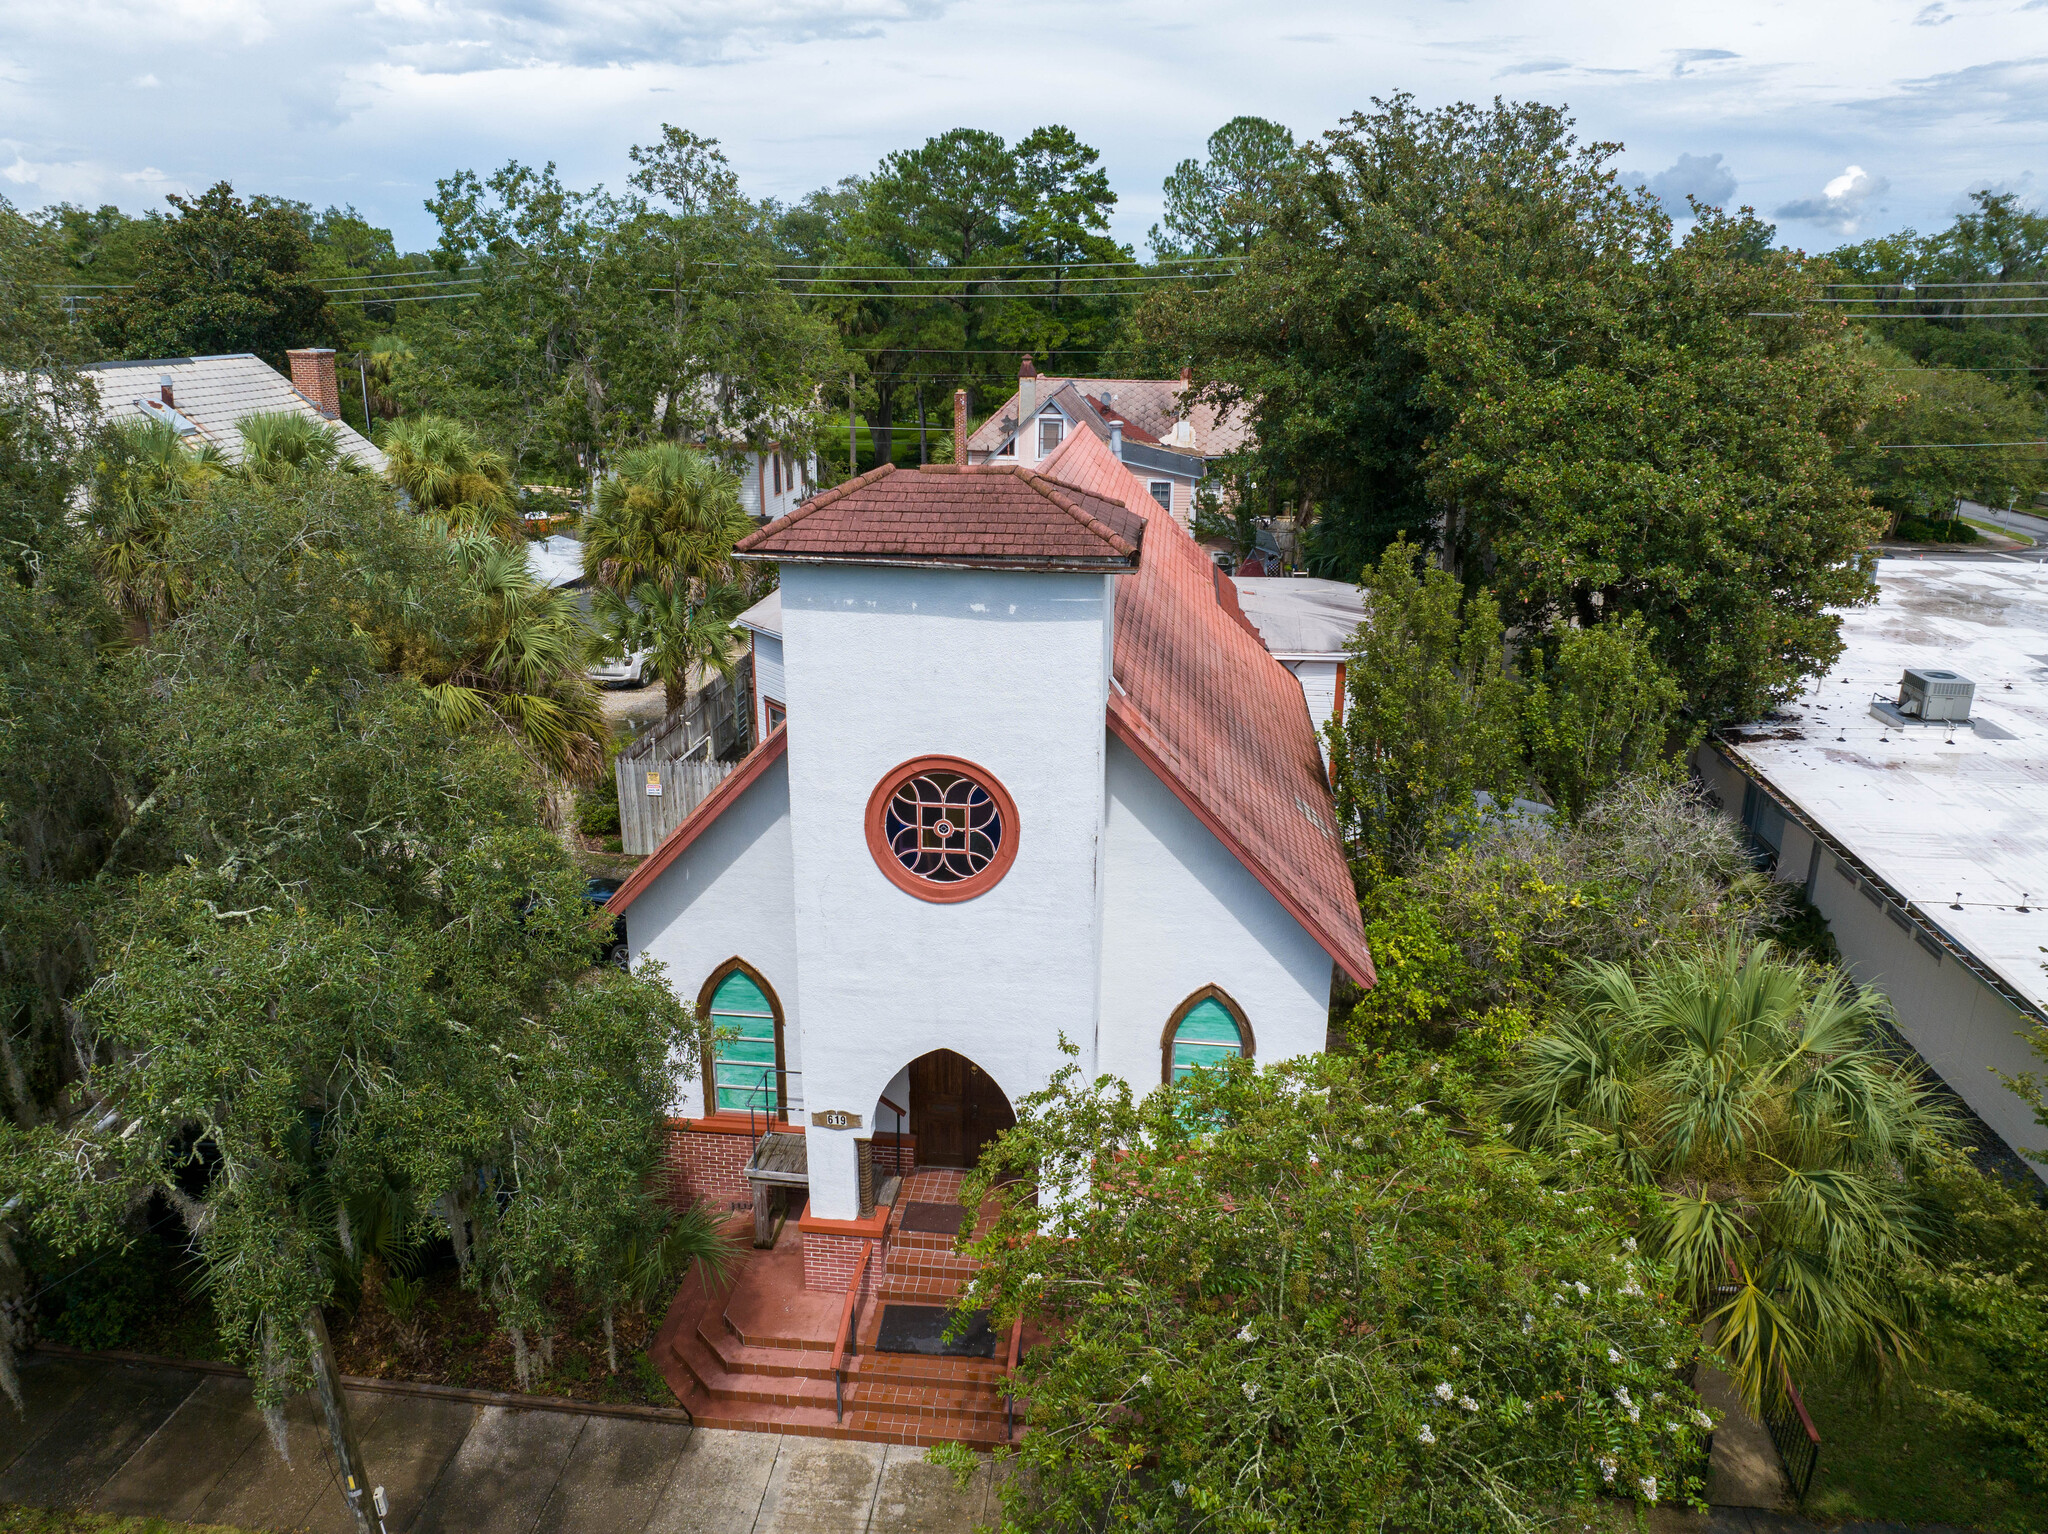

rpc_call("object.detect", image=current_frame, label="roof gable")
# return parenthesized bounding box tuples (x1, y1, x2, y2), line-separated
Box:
(734, 463, 1143, 571)
(81, 353, 387, 472)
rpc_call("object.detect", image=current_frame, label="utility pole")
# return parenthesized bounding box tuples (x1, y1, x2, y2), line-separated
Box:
(357, 357, 372, 437)
(305, 1306, 378, 1534)
(847, 374, 857, 480)
(917, 382, 928, 466)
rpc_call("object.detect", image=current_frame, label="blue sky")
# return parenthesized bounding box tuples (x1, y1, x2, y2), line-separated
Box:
(1, 0, 2042, 255)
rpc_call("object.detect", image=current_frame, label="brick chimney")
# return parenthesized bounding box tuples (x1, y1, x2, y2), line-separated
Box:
(953, 389, 969, 465)
(286, 348, 341, 420)
(157, 375, 175, 409)
(1016, 354, 1037, 450)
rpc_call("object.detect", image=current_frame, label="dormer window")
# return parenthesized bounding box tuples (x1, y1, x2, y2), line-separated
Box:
(1037, 415, 1064, 456)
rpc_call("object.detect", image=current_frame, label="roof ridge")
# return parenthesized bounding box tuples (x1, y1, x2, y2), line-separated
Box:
(736, 463, 896, 552)
(1020, 468, 1139, 557)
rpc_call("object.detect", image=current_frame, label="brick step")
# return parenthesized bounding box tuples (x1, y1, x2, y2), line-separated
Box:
(849, 1350, 1009, 1390)
(884, 1228, 970, 1253)
(693, 1316, 839, 1382)
(668, 1324, 844, 1412)
(878, 1273, 969, 1303)
(849, 1379, 1012, 1428)
(672, 1379, 1018, 1448)
(719, 1308, 840, 1353)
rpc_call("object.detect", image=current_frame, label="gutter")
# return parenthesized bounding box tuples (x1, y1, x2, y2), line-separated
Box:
(1708, 737, 2048, 1030)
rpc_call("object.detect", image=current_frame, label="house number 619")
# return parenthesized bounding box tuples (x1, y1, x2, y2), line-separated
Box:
(811, 1109, 861, 1130)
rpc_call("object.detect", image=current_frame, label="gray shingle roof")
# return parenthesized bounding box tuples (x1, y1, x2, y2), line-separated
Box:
(81, 353, 387, 471)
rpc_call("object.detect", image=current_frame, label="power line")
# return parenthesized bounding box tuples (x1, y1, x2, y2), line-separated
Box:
(1876, 440, 2048, 449)
(1826, 279, 2048, 290)
(1814, 296, 2048, 306)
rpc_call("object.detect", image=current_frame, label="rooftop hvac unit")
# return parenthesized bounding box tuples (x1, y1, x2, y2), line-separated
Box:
(1896, 668, 1975, 722)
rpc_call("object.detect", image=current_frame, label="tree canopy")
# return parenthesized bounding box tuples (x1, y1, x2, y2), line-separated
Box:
(1140, 96, 1888, 724)
(964, 1049, 1715, 1530)
(87, 183, 341, 365)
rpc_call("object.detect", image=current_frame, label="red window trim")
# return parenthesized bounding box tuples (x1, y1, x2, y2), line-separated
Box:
(863, 754, 1021, 904)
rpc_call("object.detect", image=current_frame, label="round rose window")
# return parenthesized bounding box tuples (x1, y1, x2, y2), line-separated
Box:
(864, 755, 1020, 903)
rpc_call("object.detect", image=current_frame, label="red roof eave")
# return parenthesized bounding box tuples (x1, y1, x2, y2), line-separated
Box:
(607, 726, 788, 916)
(1106, 699, 1375, 989)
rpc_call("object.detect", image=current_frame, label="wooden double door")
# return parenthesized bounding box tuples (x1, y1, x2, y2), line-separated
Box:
(908, 1050, 1016, 1169)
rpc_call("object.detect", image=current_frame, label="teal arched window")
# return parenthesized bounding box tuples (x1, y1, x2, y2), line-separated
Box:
(703, 963, 784, 1118)
(1164, 989, 1251, 1084)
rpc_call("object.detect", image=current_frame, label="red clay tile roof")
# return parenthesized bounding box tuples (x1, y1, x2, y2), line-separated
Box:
(734, 463, 1143, 570)
(617, 443, 1372, 989)
(1037, 428, 1373, 987)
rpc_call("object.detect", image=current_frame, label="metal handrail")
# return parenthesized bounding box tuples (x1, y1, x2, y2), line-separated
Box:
(1763, 1356, 1821, 1504)
(723, 1069, 805, 1143)
(878, 1093, 908, 1178)
(831, 1243, 874, 1423)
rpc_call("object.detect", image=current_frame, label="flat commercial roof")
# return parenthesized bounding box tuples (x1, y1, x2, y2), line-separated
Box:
(1228, 577, 1364, 659)
(1717, 556, 2048, 1017)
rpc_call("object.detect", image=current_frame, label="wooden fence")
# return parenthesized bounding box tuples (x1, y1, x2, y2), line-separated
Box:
(613, 670, 751, 856)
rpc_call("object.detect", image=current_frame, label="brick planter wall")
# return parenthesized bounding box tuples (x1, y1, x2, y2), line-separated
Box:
(870, 1133, 917, 1179)
(658, 1121, 756, 1209)
(802, 1228, 886, 1294)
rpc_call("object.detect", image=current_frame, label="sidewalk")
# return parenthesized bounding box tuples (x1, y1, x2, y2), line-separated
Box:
(0, 1353, 998, 1534)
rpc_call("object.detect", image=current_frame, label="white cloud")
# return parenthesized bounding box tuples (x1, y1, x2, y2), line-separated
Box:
(1627, 151, 1738, 215)
(0, 1, 2034, 254)
(134, 73, 161, 88)
(1776, 164, 1891, 231)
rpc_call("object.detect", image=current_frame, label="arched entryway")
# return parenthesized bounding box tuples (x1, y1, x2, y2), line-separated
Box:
(906, 1050, 1016, 1169)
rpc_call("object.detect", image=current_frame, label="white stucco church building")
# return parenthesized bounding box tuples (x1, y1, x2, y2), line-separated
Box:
(608, 414, 1372, 1286)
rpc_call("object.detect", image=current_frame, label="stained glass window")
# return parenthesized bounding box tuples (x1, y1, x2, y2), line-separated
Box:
(709, 969, 780, 1116)
(884, 769, 1003, 884)
(1170, 997, 1244, 1082)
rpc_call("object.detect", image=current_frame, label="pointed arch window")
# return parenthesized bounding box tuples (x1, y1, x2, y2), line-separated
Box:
(1162, 986, 1253, 1084)
(698, 961, 786, 1119)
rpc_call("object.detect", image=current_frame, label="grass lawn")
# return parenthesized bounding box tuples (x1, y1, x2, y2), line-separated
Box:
(0, 1511, 253, 1534)
(1796, 1363, 2048, 1533)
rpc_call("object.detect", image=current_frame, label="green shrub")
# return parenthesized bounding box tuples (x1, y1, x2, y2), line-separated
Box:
(965, 1049, 1715, 1531)
(576, 786, 620, 837)
(34, 1230, 176, 1351)
(1893, 513, 1980, 544)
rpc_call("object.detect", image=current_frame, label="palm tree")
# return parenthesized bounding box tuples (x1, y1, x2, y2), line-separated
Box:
(581, 444, 750, 596)
(592, 578, 749, 714)
(234, 411, 362, 480)
(1496, 940, 1954, 1413)
(412, 529, 608, 783)
(89, 417, 223, 635)
(381, 415, 520, 539)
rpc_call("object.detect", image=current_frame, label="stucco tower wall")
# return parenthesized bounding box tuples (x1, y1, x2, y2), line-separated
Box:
(781, 563, 1114, 1218)
(628, 754, 799, 1120)
(1097, 735, 1334, 1089)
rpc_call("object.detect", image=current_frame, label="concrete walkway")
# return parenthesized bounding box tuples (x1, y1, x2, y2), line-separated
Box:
(0, 1354, 999, 1534)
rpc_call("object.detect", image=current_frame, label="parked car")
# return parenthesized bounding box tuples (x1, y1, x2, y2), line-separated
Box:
(584, 876, 627, 967)
(589, 647, 651, 687)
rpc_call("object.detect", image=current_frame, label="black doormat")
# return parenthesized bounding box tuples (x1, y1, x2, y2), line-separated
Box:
(874, 1304, 997, 1358)
(899, 1201, 968, 1236)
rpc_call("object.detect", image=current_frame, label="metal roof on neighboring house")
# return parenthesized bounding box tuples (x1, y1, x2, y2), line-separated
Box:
(733, 587, 783, 639)
(1714, 557, 2048, 1020)
(1230, 577, 1366, 659)
(80, 353, 387, 472)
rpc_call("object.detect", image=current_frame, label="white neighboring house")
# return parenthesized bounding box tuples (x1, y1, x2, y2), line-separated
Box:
(80, 349, 386, 472)
(1692, 556, 2048, 1182)
(733, 587, 785, 740)
(965, 357, 1248, 532)
(735, 446, 815, 523)
(1229, 577, 1364, 759)
(607, 422, 1372, 1286)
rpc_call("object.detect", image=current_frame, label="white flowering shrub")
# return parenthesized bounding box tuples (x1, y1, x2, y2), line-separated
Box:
(959, 1048, 1712, 1532)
